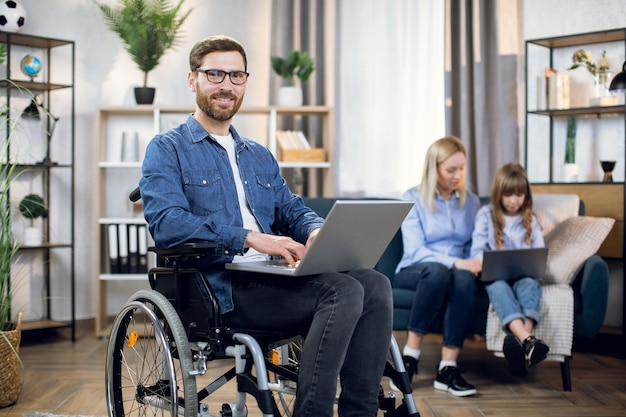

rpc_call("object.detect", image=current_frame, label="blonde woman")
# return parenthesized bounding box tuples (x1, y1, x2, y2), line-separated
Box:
(470, 163, 549, 376)
(393, 136, 481, 397)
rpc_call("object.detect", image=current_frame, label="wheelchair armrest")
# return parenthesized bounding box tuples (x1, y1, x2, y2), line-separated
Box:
(129, 186, 141, 202)
(149, 241, 217, 258)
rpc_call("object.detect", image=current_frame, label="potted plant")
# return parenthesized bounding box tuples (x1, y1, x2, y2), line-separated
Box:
(271, 50, 315, 106)
(563, 115, 578, 182)
(0, 103, 23, 408)
(18, 193, 47, 246)
(97, 0, 192, 104)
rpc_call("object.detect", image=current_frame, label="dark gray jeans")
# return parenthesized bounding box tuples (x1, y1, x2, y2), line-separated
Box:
(223, 268, 393, 417)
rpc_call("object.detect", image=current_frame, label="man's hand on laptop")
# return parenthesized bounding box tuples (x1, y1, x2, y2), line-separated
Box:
(453, 258, 482, 276)
(245, 231, 306, 267)
(305, 228, 321, 248)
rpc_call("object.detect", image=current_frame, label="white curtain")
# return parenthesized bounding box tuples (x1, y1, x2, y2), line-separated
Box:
(335, 1, 445, 197)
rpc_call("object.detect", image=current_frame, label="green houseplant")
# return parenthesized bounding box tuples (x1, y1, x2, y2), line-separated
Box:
(97, 0, 192, 104)
(271, 50, 315, 106)
(0, 96, 24, 408)
(18, 193, 47, 247)
(563, 115, 578, 182)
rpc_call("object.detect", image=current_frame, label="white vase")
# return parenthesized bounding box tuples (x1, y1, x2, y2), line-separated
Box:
(23, 226, 42, 246)
(590, 71, 617, 107)
(277, 86, 303, 107)
(563, 163, 579, 183)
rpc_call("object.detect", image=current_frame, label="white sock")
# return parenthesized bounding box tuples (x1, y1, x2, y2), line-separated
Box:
(403, 346, 421, 360)
(439, 360, 457, 371)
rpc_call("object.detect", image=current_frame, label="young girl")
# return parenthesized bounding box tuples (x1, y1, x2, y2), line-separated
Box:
(470, 162, 549, 376)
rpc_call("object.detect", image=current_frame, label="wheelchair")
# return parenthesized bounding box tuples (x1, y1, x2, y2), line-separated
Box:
(104, 191, 420, 417)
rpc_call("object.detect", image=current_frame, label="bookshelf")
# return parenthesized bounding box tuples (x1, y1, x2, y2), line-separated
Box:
(1, 32, 75, 339)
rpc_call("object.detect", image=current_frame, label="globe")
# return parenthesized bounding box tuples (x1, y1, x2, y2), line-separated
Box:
(20, 55, 41, 79)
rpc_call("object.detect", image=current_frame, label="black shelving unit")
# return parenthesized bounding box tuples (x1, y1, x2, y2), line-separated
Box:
(525, 28, 626, 354)
(2, 32, 75, 340)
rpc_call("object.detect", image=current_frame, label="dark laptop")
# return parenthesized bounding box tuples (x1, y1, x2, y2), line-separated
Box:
(480, 248, 548, 282)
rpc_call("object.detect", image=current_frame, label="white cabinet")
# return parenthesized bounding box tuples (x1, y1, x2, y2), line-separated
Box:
(95, 105, 334, 336)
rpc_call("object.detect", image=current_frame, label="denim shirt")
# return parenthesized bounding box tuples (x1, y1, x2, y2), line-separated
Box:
(469, 204, 545, 260)
(395, 186, 480, 273)
(140, 115, 325, 313)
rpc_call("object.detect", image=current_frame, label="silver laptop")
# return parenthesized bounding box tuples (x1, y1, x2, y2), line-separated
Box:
(480, 248, 548, 282)
(226, 200, 413, 276)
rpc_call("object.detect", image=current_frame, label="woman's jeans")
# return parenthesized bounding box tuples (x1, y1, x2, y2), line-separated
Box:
(223, 268, 393, 417)
(394, 262, 476, 348)
(485, 277, 541, 330)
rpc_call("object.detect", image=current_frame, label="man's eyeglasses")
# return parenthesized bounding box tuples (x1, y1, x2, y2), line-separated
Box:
(195, 68, 250, 85)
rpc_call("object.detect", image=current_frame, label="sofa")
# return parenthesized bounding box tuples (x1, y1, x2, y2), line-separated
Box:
(304, 194, 613, 391)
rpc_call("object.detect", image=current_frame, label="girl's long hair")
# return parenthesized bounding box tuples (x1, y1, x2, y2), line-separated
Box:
(491, 162, 533, 249)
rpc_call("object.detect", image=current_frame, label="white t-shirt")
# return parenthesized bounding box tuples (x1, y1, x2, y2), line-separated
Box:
(213, 134, 268, 262)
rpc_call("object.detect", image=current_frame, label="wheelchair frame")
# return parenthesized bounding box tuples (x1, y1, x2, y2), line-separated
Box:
(104, 242, 420, 417)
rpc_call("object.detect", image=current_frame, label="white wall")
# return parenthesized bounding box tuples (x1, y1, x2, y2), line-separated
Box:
(523, 0, 626, 328)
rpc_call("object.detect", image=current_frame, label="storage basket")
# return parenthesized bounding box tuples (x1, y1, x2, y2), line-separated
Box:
(0, 312, 22, 407)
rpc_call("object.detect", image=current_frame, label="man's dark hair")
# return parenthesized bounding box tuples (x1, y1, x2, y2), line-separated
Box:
(189, 35, 247, 71)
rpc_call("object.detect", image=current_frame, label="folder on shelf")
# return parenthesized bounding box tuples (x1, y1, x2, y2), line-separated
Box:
(107, 224, 120, 273)
(118, 224, 129, 273)
(138, 224, 149, 273)
(128, 224, 139, 273)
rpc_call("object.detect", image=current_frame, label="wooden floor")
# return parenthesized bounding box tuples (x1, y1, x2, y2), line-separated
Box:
(2, 320, 626, 417)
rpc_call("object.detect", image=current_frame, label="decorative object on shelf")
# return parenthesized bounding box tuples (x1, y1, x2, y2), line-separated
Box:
(567, 49, 616, 106)
(20, 96, 59, 165)
(18, 193, 47, 246)
(121, 131, 139, 162)
(19, 54, 41, 81)
(600, 160, 616, 183)
(97, 0, 192, 105)
(609, 60, 626, 93)
(0, 0, 26, 33)
(544, 67, 570, 109)
(271, 50, 315, 106)
(563, 115, 578, 183)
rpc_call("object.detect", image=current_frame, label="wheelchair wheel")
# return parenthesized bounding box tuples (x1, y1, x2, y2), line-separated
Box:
(268, 337, 303, 417)
(106, 289, 198, 417)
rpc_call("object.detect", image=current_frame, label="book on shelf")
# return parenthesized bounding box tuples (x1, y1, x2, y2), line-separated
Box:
(542, 68, 570, 110)
(276, 130, 325, 162)
(105, 223, 149, 274)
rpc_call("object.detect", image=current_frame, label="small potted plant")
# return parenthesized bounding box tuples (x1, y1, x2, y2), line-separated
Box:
(18, 193, 47, 246)
(563, 116, 578, 182)
(271, 50, 315, 106)
(97, 0, 192, 104)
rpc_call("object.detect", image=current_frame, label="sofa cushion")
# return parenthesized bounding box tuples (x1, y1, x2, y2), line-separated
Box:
(543, 216, 615, 285)
(533, 193, 580, 235)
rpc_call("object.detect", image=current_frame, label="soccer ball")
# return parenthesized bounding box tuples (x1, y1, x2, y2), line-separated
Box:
(0, 1, 26, 33)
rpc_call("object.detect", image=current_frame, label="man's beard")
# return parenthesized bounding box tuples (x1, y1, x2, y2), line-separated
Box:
(197, 91, 243, 122)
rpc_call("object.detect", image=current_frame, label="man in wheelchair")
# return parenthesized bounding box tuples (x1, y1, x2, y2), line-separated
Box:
(138, 34, 394, 417)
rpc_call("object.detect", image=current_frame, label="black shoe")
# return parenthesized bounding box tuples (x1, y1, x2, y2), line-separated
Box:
(389, 355, 418, 391)
(433, 366, 477, 397)
(403, 355, 418, 381)
(503, 333, 527, 376)
(523, 335, 549, 366)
